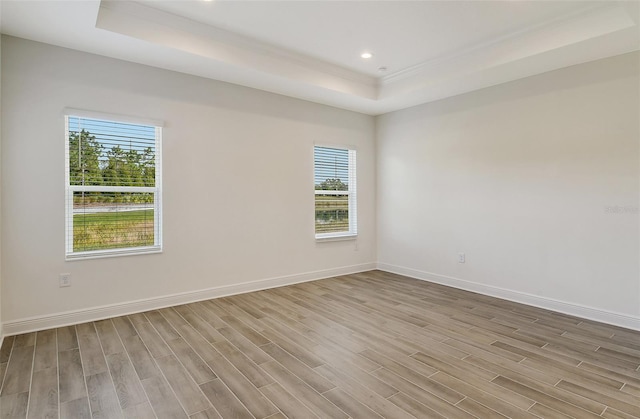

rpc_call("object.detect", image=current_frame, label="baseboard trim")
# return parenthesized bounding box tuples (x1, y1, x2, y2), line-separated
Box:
(2, 263, 376, 336)
(377, 263, 640, 332)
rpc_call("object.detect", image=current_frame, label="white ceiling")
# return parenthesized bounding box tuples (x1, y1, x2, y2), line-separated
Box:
(1, 1, 639, 115)
(143, 1, 596, 76)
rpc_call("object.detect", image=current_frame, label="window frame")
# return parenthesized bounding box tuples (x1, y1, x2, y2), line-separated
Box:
(64, 109, 163, 260)
(313, 144, 357, 241)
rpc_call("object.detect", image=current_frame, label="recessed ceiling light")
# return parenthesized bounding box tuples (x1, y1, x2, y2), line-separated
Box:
(360, 52, 373, 59)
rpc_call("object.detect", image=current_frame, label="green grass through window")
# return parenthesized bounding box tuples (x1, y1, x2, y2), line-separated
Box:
(73, 209, 154, 251)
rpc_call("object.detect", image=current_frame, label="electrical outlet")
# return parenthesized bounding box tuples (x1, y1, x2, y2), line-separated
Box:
(458, 253, 465, 263)
(59, 273, 71, 287)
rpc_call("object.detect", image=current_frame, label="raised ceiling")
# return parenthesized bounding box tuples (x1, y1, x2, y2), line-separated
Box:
(1, 1, 639, 115)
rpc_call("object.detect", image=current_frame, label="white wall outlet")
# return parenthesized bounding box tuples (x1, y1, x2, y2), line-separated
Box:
(458, 253, 465, 263)
(59, 273, 71, 287)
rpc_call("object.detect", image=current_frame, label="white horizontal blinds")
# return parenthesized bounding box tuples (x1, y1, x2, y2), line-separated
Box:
(314, 146, 357, 237)
(66, 115, 161, 257)
(68, 117, 156, 187)
(348, 148, 357, 235)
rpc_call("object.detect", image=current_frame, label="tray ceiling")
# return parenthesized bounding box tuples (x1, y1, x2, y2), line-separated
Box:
(2, 1, 639, 115)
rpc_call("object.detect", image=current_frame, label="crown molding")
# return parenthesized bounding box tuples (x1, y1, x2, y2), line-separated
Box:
(97, 1, 378, 99)
(380, 3, 635, 87)
(2, 0, 638, 114)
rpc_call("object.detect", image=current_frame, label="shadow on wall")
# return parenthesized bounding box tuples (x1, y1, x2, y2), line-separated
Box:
(385, 51, 640, 123)
(6, 36, 369, 130)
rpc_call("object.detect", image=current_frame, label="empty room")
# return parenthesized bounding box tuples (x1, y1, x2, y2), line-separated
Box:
(0, 0, 639, 418)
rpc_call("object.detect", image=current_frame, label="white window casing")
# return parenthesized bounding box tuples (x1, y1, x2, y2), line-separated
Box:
(314, 145, 357, 240)
(65, 111, 162, 260)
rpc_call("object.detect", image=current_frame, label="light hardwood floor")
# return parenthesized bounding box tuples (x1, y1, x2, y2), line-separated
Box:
(1, 270, 639, 418)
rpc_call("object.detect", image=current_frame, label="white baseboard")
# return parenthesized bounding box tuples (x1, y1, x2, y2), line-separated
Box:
(377, 263, 640, 332)
(2, 263, 376, 336)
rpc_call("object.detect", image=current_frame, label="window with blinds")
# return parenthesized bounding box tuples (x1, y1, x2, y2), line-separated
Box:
(314, 146, 357, 239)
(65, 112, 162, 259)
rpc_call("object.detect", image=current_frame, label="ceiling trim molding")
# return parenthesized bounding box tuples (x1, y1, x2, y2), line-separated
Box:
(2, 0, 638, 114)
(97, 0, 378, 98)
(379, 3, 634, 87)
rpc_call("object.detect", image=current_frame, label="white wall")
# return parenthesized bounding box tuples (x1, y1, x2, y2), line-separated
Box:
(377, 52, 640, 328)
(1, 36, 376, 328)
(0, 9, 3, 340)
(2, 35, 639, 333)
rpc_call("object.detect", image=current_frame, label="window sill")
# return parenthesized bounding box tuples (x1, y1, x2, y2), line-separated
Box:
(66, 246, 162, 261)
(315, 234, 357, 242)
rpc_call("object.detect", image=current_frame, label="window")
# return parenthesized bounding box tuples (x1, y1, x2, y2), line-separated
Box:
(65, 111, 162, 259)
(314, 145, 357, 239)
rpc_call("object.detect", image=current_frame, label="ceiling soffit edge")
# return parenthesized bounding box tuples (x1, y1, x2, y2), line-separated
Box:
(96, 0, 379, 99)
(380, 2, 636, 87)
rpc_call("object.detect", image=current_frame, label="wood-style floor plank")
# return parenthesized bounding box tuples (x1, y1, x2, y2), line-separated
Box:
(58, 348, 87, 404)
(0, 336, 15, 364)
(33, 330, 57, 372)
(165, 338, 216, 385)
(122, 401, 156, 419)
(189, 407, 222, 419)
(199, 378, 251, 419)
(60, 397, 91, 418)
(56, 326, 78, 352)
(431, 371, 540, 418)
(1, 392, 29, 418)
(216, 326, 272, 365)
(259, 382, 320, 419)
(322, 387, 383, 419)
(492, 375, 604, 418)
(26, 367, 57, 419)
(94, 320, 124, 356)
(1, 270, 639, 419)
(370, 367, 471, 418)
(213, 340, 273, 388)
(120, 335, 160, 381)
(262, 361, 348, 419)
(260, 342, 334, 393)
(200, 349, 278, 418)
(154, 355, 211, 415)
(77, 323, 108, 377)
(144, 311, 181, 343)
(141, 375, 188, 419)
(13, 333, 35, 348)
(86, 371, 122, 419)
(313, 362, 414, 419)
(0, 363, 7, 392)
(1, 345, 34, 396)
(105, 351, 148, 409)
(173, 305, 226, 344)
(134, 321, 171, 359)
(387, 391, 446, 419)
